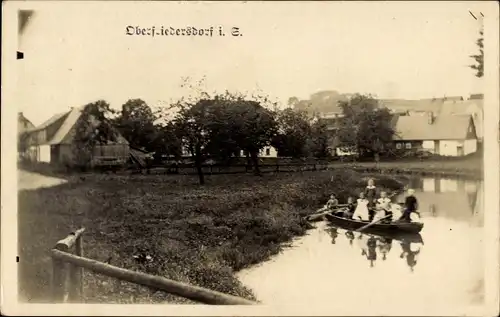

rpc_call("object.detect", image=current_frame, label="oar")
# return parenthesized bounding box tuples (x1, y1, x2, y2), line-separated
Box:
(356, 214, 393, 233)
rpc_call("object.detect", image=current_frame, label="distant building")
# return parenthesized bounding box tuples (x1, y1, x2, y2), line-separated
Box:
(259, 146, 278, 158)
(23, 107, 129, 167)
(380, 95, 483, 142)
(393, 113, 477, 157)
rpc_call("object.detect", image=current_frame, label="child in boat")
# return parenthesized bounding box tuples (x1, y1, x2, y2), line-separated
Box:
(318, 194, 339, 212)
(375, 191, 393, 223)
(397, 189, 420, 223)
(342, 196, 357, 219)
(364, 178, 378, 222)
(353, 192, 370, 221)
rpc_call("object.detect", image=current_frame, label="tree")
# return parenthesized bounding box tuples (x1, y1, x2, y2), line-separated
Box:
(306, 120, 331, 158)
(150, 122, 183, 161)
(271, 108, 311, 158)
(337, 94, 395, 159)
(115, 99, 158, 152)
(287, 96, 299, 107)
(72, 100, 118, 168)
(169, 77, 278, 182)
(469, 29, 484, 78)
(222, 95, 277, 175)
(173, 99, 214, 185)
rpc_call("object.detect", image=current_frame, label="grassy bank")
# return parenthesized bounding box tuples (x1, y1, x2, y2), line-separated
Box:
(329, 155, 483, 179)
(19, 170, 403, 304)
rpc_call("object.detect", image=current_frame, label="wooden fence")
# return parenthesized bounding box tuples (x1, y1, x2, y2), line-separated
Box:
(150, 162, 332, 176)
(50, 228, 256, 305)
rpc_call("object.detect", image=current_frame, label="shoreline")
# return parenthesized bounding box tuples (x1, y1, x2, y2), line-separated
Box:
(343, 165, 482, 180)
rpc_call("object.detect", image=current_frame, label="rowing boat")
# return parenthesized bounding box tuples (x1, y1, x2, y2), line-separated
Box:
(325, 213, 424, 234)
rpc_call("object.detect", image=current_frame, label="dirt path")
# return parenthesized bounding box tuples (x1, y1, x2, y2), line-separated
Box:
(18, 170, 67, 190)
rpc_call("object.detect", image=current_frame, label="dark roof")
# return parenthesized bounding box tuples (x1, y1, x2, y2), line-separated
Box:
(394, 115, 474, 141)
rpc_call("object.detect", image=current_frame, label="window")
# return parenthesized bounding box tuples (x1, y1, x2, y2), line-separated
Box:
(405, 143, 412, 149)
(265, 148, 271, 156)
(396, 143, 402, 149)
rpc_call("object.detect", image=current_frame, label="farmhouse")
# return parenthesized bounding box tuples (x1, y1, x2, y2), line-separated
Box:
(23, 107, 129, 167)
(393, 113, 477, 157)
(381, 95, 484, 142)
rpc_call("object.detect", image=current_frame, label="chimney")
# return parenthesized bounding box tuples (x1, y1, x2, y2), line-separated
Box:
(427, 112, 435, 124)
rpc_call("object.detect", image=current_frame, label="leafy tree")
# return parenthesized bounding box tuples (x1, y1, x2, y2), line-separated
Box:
(337, 94, 395, 160)
(307, 120, 331, 158)
(72, 100, 118, 168)
(115, 99, 158, 152)
(271, 108, 311, 158)
(171, 94, 218, 185)
(222, 95, 277, 175)
(169, 77, 278, 182)
(287, 97, 299, 107)
(151, 122, 183, 161)
(469, 29, 484, 78)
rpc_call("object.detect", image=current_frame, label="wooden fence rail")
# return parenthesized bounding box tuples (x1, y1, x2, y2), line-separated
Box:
(50, 229, 256, 305)
(156, 163, 331, 176)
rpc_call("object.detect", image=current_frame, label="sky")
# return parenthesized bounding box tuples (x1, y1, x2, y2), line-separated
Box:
(15, 1, 485, 125)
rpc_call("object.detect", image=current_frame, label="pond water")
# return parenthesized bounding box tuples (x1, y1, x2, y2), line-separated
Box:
(237, 176, 485, 315)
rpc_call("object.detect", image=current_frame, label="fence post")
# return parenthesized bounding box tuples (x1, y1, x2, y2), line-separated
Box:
(68, 235, 84, 302)
(51, 244, 68, 303)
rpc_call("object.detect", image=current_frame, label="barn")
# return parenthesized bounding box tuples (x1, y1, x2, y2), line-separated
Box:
(24, 107, 129, 167)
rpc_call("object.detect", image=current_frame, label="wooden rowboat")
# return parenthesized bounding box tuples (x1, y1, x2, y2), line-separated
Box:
(325, 213, 424, 234)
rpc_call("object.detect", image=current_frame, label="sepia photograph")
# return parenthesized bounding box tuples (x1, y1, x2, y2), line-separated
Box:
(2, 1, 499, 316)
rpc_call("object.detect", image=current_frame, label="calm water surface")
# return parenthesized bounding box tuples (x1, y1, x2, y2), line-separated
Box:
(237, 176, 484, 315)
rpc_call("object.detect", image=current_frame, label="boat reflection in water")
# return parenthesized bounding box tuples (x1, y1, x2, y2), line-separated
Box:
(326, 225, 424, 271)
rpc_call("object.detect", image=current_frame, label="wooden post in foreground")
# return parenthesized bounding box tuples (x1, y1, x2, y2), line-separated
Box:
(50, 249, 256, 305)
(51, 243, 68, 302)
(68, 233, 84, 302)
(52, 228, 86, 303)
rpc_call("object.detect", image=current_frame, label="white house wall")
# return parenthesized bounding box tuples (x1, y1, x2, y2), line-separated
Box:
(464, 139, 477, 155)
(39, 145, 51, 163)
(259, 146, 278, 158)
(438, 140, 458, 156)
(422, 140, 435, 152)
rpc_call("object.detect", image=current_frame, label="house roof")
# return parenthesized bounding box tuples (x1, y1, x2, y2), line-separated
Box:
(27, 111, 68, 133)
(394, 115, 473, 141)
(48, 107, 85, 145)
(29, 106, 129, 145)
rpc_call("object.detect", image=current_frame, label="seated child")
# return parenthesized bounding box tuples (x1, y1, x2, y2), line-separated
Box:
(318, 194, 339, 212)
(374, 191, 393, 223)
(342, 196, 357, 219)
(353, 192, 370, 221)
